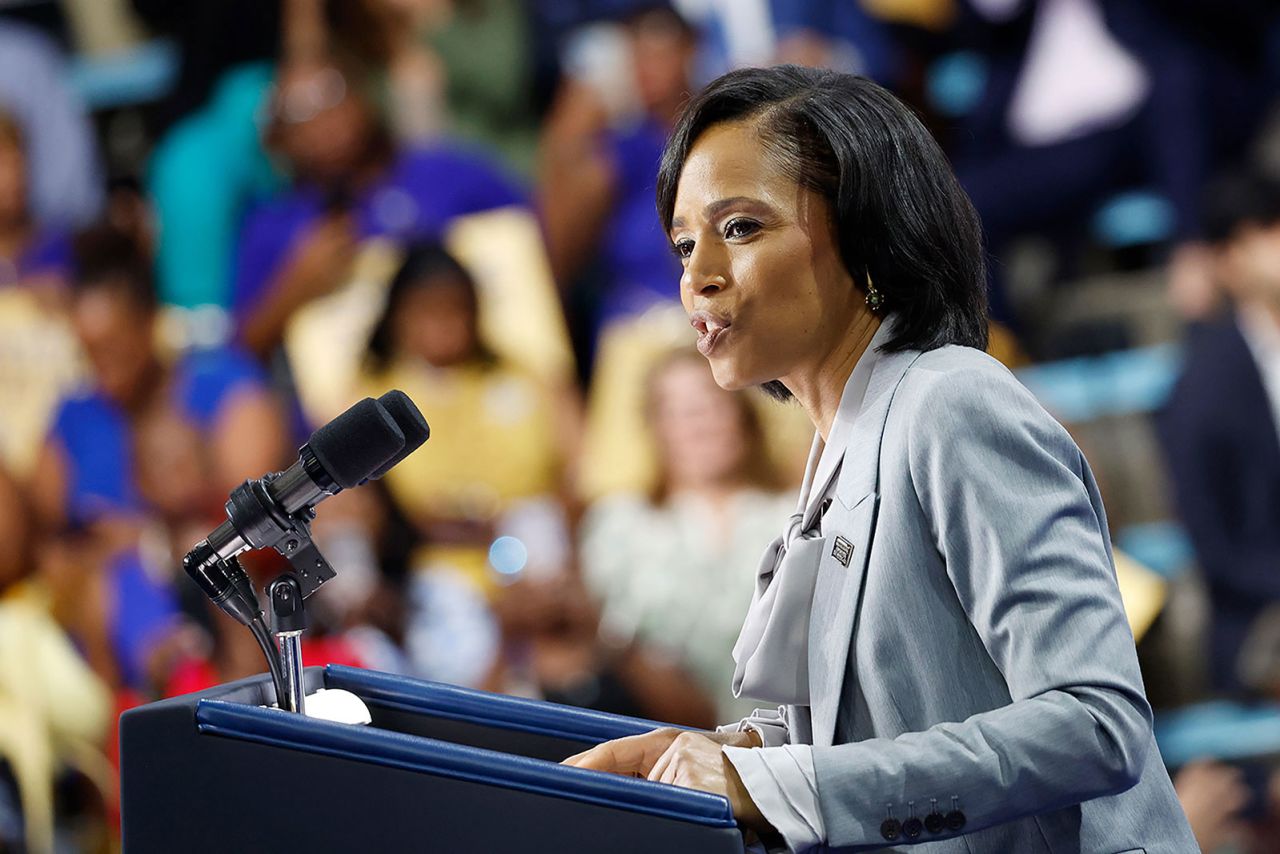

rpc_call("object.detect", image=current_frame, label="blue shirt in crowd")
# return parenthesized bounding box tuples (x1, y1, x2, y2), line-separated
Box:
(108, 546, 183, 692)
(49, 345, 268, 525)
(0, 230, 72, 286)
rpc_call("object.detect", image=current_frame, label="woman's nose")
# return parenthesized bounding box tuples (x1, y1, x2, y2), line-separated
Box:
(683, 245, 728, 297)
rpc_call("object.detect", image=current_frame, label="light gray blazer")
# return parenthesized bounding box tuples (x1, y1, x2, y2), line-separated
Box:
(776, 345, 1196, 852)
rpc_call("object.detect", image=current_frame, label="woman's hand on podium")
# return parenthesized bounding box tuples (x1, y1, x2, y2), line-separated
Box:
(562, 728, 771, 834)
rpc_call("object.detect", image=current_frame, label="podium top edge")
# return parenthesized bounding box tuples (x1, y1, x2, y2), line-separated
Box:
(195, 697, 737, 829)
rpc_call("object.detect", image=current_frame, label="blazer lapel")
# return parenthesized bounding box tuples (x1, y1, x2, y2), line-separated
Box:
(808, 349, 922, 746)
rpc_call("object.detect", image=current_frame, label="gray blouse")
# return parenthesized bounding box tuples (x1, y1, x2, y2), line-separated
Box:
(720, 319, 893, 852)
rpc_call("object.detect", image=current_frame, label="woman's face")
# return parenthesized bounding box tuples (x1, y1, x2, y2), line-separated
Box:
(627, 11, 694, 116)
(670, 120, 861, 393)
(1220, 221, 1280, 305)
(270, 63, 375, 186)
(392, 274, 479, 368)
(133, 405, 210, 519)
(651, 357, 749, 487)
(72, 284, 157, 408)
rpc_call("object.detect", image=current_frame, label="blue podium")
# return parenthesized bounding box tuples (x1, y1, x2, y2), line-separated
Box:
(120, 665, 744, 852)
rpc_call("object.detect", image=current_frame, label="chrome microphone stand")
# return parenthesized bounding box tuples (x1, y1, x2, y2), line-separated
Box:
(268, 574, 307, 714)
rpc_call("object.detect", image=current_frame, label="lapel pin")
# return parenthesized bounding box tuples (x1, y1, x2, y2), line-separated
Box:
(832, 536, 853, 567)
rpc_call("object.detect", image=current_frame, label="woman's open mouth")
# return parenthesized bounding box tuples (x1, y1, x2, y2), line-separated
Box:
(690, 311, 732, 356)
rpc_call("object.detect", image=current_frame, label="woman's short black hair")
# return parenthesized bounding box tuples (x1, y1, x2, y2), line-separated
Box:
(656, 65, 988, 369)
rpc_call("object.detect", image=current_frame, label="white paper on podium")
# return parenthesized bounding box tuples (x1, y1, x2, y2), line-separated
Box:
(266, 688, 372, 725)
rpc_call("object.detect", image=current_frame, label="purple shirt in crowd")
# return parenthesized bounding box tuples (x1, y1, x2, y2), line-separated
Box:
(598, 118, 683, 330)
(231, 145, 525, 322)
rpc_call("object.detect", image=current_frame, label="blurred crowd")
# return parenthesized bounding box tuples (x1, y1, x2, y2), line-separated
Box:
(0, 0, 1279, 850)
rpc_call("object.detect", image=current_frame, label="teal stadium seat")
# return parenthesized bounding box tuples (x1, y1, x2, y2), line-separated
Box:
(1092, 190, 1176, 249)
(1154, 701, 1280, 767)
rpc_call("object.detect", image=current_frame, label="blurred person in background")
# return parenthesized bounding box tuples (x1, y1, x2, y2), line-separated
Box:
(579, 349, 791, 726)
(1150, 0, 1280, 323)
(30, 228, 288, 550)
(0, 465, 113, 853)
(0, 105, 85, 481)
(768, 0, 900, 84)
(138, 0, 392, 313)
(358, 242, 573, 685)
(100, 406, 220, 700)
(1158, 171, 1280, 698)
(1172, 760, 1252, 854)
(362, 242, 572, 582)
(233, 53, 524, 360)
(324, 0, 539, 177)
(138, 0, 337, 312)
(945, 0, 1223, 330)
(0, 19, 103, 232)
(538, 2, 694, 342)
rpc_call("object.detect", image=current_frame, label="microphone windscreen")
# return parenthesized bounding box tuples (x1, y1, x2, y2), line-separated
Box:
(368, 389, 430, 480)
(309, 398, 405, 489)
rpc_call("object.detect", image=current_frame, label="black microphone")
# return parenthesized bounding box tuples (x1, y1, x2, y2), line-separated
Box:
(368, 389, 430, 481)
(184, 397, 407, 623)
(183, 391, 429, 706)
(202, 397, 405, 563)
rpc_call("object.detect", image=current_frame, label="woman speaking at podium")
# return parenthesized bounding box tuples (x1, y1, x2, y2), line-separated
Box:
(565, 66, 1196, 851)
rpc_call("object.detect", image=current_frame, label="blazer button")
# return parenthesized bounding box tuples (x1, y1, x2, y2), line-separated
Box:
(924, 812, 945, 834)
(946, 810, 967, 831)
(880, 818, 902, 841)
(902, 817, 923, 839)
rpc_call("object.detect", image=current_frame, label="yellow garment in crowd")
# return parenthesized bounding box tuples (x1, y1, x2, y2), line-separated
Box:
(286, 208, 574, 428)
(364, 359, 563, 591)
(861, 0, 955, 30)
(579, 303, 813, 500)
(0, 584, 112, 853)
(0, 289, 84, 477)
(1113, 549, 1168, 643)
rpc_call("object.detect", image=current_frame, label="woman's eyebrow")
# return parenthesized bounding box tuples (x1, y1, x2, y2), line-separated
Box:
(706, 196, 766, 219)
(671, 196, 768, 232)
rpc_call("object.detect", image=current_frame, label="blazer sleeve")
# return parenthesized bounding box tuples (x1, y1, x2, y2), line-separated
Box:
(810, 365, 1153, 847)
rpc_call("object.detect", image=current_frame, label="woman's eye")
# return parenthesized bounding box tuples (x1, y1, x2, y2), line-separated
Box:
(672, 239, 695, 259)
(724, 218, 759, 240)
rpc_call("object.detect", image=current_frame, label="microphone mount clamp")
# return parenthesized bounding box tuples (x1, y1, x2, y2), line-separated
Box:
(219, 475, 336, 599)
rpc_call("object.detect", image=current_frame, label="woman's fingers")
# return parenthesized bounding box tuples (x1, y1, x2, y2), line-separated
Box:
(562, 748, 591, 766)
(562, 739, 640, 774)
(562, 728, 682, 776)
(647, 739, 679, 783)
